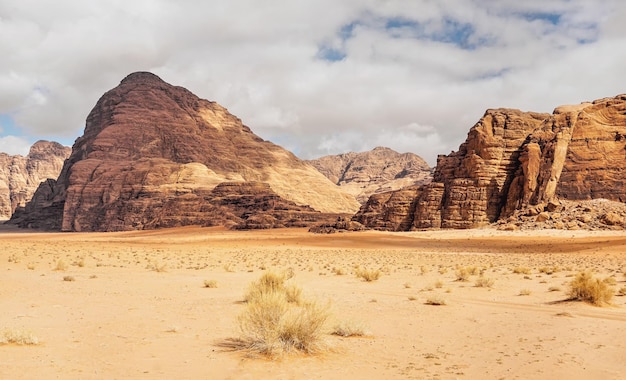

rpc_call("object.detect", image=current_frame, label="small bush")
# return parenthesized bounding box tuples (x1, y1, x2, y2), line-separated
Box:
(331, 320, 369, 337)
(203, 280, 218, 288)
(518, 289, 531, 296)
(356, 268, 381, 282)
(244, 271, 298, 304)
(53, 260, 67, 271)
(425, 296, 446, 305)
(512, 266, 531, 275)
(237, 273, 329, 357)
(434, 280, 444, 288)
(455, 267, 470, 282)
(475, 277, 495, 288)
(617, 286, 626, 296)
(567, 271, 613, 306)
(1, 329, 39, 345)
(63, 276, 75, 282)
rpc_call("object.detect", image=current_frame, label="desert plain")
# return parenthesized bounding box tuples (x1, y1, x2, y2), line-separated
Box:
(1, 226, 625, 379)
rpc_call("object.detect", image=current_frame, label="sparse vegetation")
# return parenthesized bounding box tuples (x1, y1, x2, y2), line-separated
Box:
(331, 320, 369, 337)
(548, 286, 562, 292)
(567, 271, 614, 306)
(147, 261, 167, 272)
(512, 266, 531, 275)
(475, 277, 495, 288)
(53, 259, 68, 271)
(63, 275, 75, 282)
(355, 268, 381, 282)
(203, 279, 218, 288)
(519, 289, 531, 296)
(237, 272, 330, 357)
(0, 329, 39, 345)
(425, 296, 446, 305)
(455, 267, 470, 282)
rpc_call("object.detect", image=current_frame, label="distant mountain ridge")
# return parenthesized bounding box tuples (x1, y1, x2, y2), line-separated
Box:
(0, 141, 70, 220)
(307, 147, 432, 203)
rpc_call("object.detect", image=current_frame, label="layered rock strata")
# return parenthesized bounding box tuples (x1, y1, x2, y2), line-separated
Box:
(10, 72, 359, 231)
(355, 95, 626, 230)
(307, 147, 432, 203)
(0, 141, 70, 219)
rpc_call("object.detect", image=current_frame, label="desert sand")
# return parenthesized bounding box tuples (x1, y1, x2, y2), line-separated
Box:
(1, 226, 625, 379)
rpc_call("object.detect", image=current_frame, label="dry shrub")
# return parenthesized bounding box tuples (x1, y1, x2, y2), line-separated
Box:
(455, 267, 470, 282)
(331, 320, 369, 337)
(237, 272, 329, 357)
(1, 329, 39, 345)
(355, 268, 381, 282)
(53, 259, 67, 271)
(63, 276, 75, 282)
(567, 271, 614, 306)
(425, 296, 446, 305)
(512, 266, 531, 275)
(518, 289, 531, 296)
(475, 277, 495, 288)
(203, 280, 218, 288)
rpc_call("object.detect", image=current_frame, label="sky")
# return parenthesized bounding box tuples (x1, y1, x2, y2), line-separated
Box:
(1, 0, 625, 165)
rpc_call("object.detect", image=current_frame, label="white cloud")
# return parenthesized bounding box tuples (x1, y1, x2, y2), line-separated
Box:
(0, 135, 31, 156)
(0, 0, 625, 165)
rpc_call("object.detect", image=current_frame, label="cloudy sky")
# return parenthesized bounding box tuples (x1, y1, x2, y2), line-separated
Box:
(1, 0, 625, 165)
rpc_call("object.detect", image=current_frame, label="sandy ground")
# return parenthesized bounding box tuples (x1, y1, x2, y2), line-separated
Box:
(1, 225, 625, 379)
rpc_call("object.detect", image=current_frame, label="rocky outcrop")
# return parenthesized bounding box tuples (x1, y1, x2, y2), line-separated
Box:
(307, 147, 432, 203)
(0, 141, 70, 220)
(355, 94, 626, 230)
(10, 72, 359, 231)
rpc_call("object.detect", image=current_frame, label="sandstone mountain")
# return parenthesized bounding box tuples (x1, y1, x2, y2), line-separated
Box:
(10, 72, 359, 231)
(355, 95, 626, 230)
(0, 141, 70, 220)
(307, 147, 432, 203)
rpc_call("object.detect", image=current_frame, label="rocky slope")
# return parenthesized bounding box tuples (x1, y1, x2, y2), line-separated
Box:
(10, 72, 359, 231)
(355, 95, 626, 230)
(0, 141, 70, 220)
(307, 147, 432, 203)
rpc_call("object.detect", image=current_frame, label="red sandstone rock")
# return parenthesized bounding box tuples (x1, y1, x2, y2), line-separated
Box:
(10, 72, 359, 231)
(0, 141, 70, 220)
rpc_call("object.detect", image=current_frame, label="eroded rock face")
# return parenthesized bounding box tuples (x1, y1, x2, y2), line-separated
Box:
(11, 72, 359, 231)
(355, 94, 626, 230)
(0, 141, 70, 220)
(307, 147, 432, 203)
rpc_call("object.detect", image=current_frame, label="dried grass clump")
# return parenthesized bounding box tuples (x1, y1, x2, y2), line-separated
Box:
(203, 280, 218, 288)
(237, 272, 329, 357)
(455, 267, 470, 282)
(63, 276, 75, 282)
(567, 271, 614, 306)
(53, 259, 68, 271)
(425, 296, 446, 305)
(0, 329, 39, 345)
(475, 277, 495, 288)
(355, 268, 381, 282)
(331, 320, 369, 337)
(519, 289, 531, 296)
(512, 266, 531, 275)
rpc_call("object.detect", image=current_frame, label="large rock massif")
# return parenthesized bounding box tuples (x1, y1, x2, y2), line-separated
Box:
(307, 147, 432, 203)
(0, 141, 70, 220)
(355, 95, 626, 230)
(11, 72, 359, 231)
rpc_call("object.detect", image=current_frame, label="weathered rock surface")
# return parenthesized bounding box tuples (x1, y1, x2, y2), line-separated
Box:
(307, 147, 432, 203)
(0, 141, 70, 220)
(10, 72, 359, 231)
(355, 94, 626, 230)
(308, 216, 365, 234)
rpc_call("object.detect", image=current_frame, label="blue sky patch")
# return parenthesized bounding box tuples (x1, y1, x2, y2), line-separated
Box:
(520, 12, 562, 25)
(0, 113, 22, 136)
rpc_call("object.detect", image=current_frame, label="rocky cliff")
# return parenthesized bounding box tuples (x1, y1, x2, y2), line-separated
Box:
(0, 141, 70, 220)
(355, 95, 626, 230)
(307, 147, 432, 203)
(10, 72, 359, 231)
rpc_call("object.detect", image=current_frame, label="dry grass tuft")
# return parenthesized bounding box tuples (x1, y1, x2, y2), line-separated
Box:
(237, 272, 330, 357)
(0, 329, 39, 345)
(518, 289, 531, 296)
(454, 267, 470, 282)
(63, 276, 75, 282)
(425, 296, 446, 306)
(331, 320, 369, 337)
(53, 259, 68, 271)
(512, 266, 531, 275)
(203, 280, 218, 288)
(474, 277, 494, 288)
(567, 271, 614, 306)
(355, 268, 381, 282)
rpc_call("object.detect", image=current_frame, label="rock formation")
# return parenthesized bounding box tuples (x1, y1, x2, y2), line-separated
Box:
(307, 147, 432, 203)
(0, 141, 70, 220)
(355, 94, 626, 230)
(10, 72, 359, 231)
